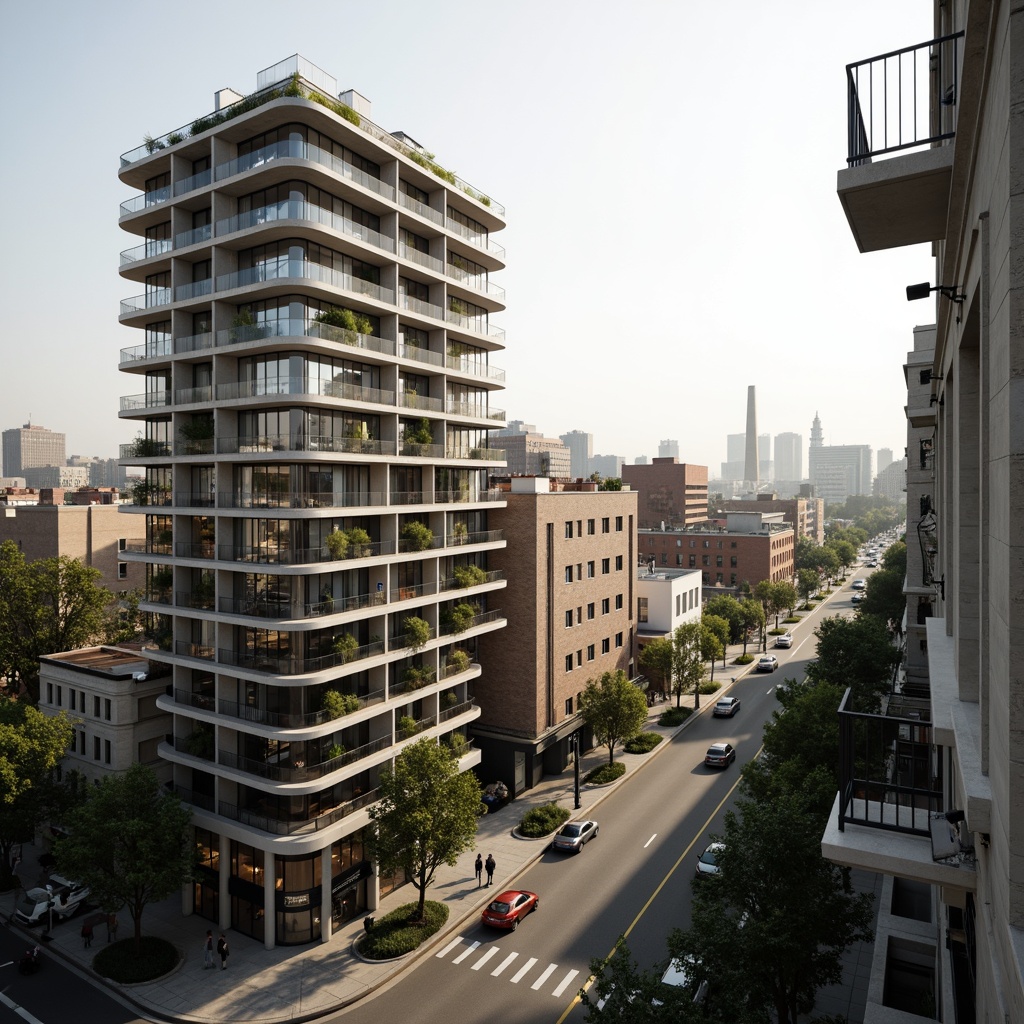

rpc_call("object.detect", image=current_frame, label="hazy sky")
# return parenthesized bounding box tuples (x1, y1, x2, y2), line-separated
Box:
(1, 1, 934, 474)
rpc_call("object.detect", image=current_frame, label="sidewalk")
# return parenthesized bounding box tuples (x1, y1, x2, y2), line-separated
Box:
(0, 625, 811, 1024)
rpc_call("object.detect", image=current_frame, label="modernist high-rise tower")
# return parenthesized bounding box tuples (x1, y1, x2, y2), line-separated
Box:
(743, 385, 759, 486)
(116, 56, 507, 948)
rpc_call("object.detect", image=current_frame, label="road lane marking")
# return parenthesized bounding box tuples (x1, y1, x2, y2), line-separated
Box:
(0, 992, 45, 1024)
(531, 963, 557, 990)
(491, 951, 519, 976)
(436, 937, 462, 958)
(643, 835, 656, 848)
(552, 968, 580, 996)
(471, 947, 499, 970)
(452, 940, 480, 963)
(554, 743, 763, 1024)
(510, 957, 537, 983)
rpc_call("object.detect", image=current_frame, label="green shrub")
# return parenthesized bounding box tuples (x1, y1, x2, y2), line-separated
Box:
(519, 802, 570, 837)
(734, 654, 755, 665)
(445, 649, 470, 674)
(402, 663, 436, 689)
(93, 936, 179, 983)
(453, 564, 487, 588)
(360, 901, 448, 959)
(398, 715, 420, 739)
(698, 679, 722, 695)
(447, 602, 479, 635)
(658, 706, 691, 727)
(401, 521, 434, 552)
(403, 616, 431, 650)
(584, 762, 626, 785)
(323, 689, 360, 719)
(332, 633, 358, 661)
(802, 602, 817, 611)
(783, 616, 801, 624)
(624, 732, 663, 754)
(768, 627, 787, 635)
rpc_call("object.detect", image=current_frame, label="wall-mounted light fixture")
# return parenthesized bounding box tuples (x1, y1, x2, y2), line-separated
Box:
(907, 282, 966, 323)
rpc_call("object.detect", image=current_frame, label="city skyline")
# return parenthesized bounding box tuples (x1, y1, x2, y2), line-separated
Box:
(1, 1, 930, 474)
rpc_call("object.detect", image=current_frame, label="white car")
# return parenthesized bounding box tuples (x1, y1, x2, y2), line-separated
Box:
(775, 633, 793, 648)
(852, 579, 866, 590)
(14, 875, 90, 925)
(756, 655, 779, 672)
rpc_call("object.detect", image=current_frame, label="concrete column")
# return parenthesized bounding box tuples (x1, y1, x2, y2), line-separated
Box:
(218, 833, 230, 927)
(263, 850, 275, 949)
(320, 847, 333, 943)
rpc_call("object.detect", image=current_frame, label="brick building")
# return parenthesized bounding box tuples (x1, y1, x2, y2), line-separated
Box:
(638, 510, 794, 593)
(717, 492, 825, 545)
(473, 477, 636, 793)
(620, 458, 708, 529)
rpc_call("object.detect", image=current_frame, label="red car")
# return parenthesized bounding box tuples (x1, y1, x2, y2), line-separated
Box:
(481, 889, 539, 930)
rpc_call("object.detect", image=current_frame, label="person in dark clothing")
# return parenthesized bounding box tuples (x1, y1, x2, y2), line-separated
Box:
(484, 854, 495, 887)
(217, 933, 229, 970)
(81, 922, 93, 948)
(474, 854, 483, 887)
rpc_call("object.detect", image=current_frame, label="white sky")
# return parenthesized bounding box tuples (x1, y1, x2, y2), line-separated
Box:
(0, 1, 935, 474)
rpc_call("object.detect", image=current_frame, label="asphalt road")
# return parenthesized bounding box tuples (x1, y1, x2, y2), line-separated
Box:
(332, 618, 839, 1024)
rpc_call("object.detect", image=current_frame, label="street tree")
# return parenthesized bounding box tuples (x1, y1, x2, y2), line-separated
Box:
(701, 613, 731, 670)
(859, 568, 907, 636)
(794, 535, 821, 573)
(881, 540, 907, 576)
(579, 670, 649, 763)
(815, 547, 841, 589)
(825, 538, 858, 578)
(668, 791, 874, 1024)
(754, 580, 794, 630)
(638, 637, 673, 698)
(54, 763, 196, 948)
(671, 622, 706, 709)
(0, 541, 114, 704)
(703, 594, 744, 643)
(738, 599, 765, 655)
(699, 623, 724, 681)
(796, 568, 820, 607)
(807, 615, 900, 711)
(774, 580, 798, 621)
(0, 699, 77, 890)
(368, 738, 480, 923)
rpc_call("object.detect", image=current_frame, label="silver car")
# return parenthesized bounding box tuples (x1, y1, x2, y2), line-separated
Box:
(551, 819, 599, 853)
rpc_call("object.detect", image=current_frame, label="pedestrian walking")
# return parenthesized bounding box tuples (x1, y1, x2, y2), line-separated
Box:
(106, 913, 118, 943)
(203, 929, 214, 969)
(216, 932, 229, 970)
(81, 921, 93, 948)
(474, 854, 483, 887)
(484, 854, 495, 887)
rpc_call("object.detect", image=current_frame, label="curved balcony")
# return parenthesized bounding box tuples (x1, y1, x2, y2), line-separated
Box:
(120, 186, 171, 217)
(215, 377, 394, 408)
(215, 318, 396, 358)
(219, 735, 392, 784)
(215, 787, 380, 837)
(119, 331, 213, 365)
(215, 261, 394, 306)
(121, 289, 171, 315)
(217, 687, 386, 729)
(215, 539, 388, 565)
(218, 639, 385, 676)
(120, 238, 174, 266)
(217, 435, 396, 458)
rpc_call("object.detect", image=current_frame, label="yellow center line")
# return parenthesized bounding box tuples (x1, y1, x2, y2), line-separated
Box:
(554, 744, 764, 1024)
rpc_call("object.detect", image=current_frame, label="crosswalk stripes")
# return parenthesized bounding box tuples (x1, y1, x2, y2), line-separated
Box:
(436, 937, 582, 998)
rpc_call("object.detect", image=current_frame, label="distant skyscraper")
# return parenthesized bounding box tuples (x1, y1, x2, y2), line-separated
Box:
(590, 454, 625, 478)
(658, 439, 679, 459)
(633, 455, 650, 465)
(808, 437, 873, 504)
(559, 430, 593, 479)
(744, 386, 759, 486)
(774, 432, 804, 481)
(2, 423, 66, 478)
(727, 433, 746, 463)
(810, 412, 823, 448)
(877, 448, 894, 474)
(758, 432, 771, 482)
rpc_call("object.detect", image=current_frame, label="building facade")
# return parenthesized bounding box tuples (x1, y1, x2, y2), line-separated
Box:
(472, 478, 635, 793)
(773, 431, 804, 483)
(634, 566, 702, 683)
(116, 55, 506, 948)
(874, 457, 907, 502)
(718, 493, 825, 546)
(2, 423, 66, 478)
(657, 439, 679, 460)
(620, 458, 708, 530)
(558, 430, 593, 480)
(493, 431, 570, 477)
(825, 6, 1024, 1021)
(808, 441, 873, 505)
(590, 453, 624, 479)
(638, 511, 794, 592)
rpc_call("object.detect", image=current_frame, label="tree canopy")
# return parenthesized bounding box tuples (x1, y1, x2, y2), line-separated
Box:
(54, 763, 196, 947)
(796, 568, 820, 605)
(668, 792, 874, 1024)
(703, 594, 744, 643)
(0, 699, 76, 889)
(638, 637, 673, 697)
(807, 615, 900, 711)
(670, 622, 706, 709)
(367, 738, 480, 921)
(580, 670, 649, 763)
(0, 541, 115, 704)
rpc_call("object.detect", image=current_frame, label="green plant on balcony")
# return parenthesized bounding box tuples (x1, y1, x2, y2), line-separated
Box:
(442, 690, 459, 708)
(325, 529, 349, 560)
(314, 306, 372, 344)
(322, 689, 360, 720)
(444, 602, 480, 636)
(445, 649, 470, 674)
(401, 520, 434, 552)
(332, 633, 359, 662)
(402, 663, 436, 690)
(346, 527, 372, 558)
(129, 435, 167, 458)
(403, 418, 433, 456)
(452, 521, 469, 544)
(130, 480, 167, 506)
(447, 341, 467, 359)
(179, 417, 214, 454)
(192, 574, 215, 607)
(469, 447, 485, 460)
(403, 616, 431, 651)
(184, 725, 213, 760)
(453, 564, 487, 589)
(447, 732, 469, 757)
(449, 299, 468, 318)
(327, 742, 345, 760)
(397, 715, 421, 739)
(151, 567, 173, 592)
(154, 528, 173, 548)
(284, 72, 303, 98)
(143, 133, 165, 154)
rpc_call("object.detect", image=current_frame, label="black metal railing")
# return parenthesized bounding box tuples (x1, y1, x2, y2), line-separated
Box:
(846, 32, 963, 165)
(836, 687, 942, 835)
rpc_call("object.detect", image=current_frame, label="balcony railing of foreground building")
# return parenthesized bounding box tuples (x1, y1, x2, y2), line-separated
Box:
(218, 639, 385, 676)
(846, 32, 963, 165)
(217, 686, 386, 728)
(217, 590, 385, 619)
(438, 608, 504, 638)
(173, 785, 215, 813)
(175, 641, 216, 661)
(120, 331, 213, 364)
(439, 698, 477, 723)
(435, 487, 506, 505)
(217, 435, 395, 457)
(438, 569, 506, 594)
(119, 440, 172, 460)
(121, 290, 171, 315)
(216, 262, 394, 306)
(215, 377, 394, 407)
(218, 735, 392, 784)
(836, 687, 942, 836)
(216, 787, 380, 836)
(123, 538, 173, 556)
(172, 541, 214, 560)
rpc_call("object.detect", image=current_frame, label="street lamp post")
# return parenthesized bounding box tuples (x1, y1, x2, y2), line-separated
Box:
(572, 732, 581, 810)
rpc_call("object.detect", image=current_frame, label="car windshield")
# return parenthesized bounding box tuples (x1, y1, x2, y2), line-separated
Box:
(489, 901, 510, 914)
(699, 849, 718, 867)
(559, 824, 582, 837)
(16, 895, 40, 915)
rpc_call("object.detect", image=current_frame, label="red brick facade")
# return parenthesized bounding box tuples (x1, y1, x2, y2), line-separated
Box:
(620, 458, 708, 529)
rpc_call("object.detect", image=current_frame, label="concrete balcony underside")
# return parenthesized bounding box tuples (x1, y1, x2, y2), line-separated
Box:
(822, 793, 976, 893)
(838, 145, 953, 252)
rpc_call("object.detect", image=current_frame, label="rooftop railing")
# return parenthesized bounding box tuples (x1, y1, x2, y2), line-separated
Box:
(846, 32, 963, 166)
